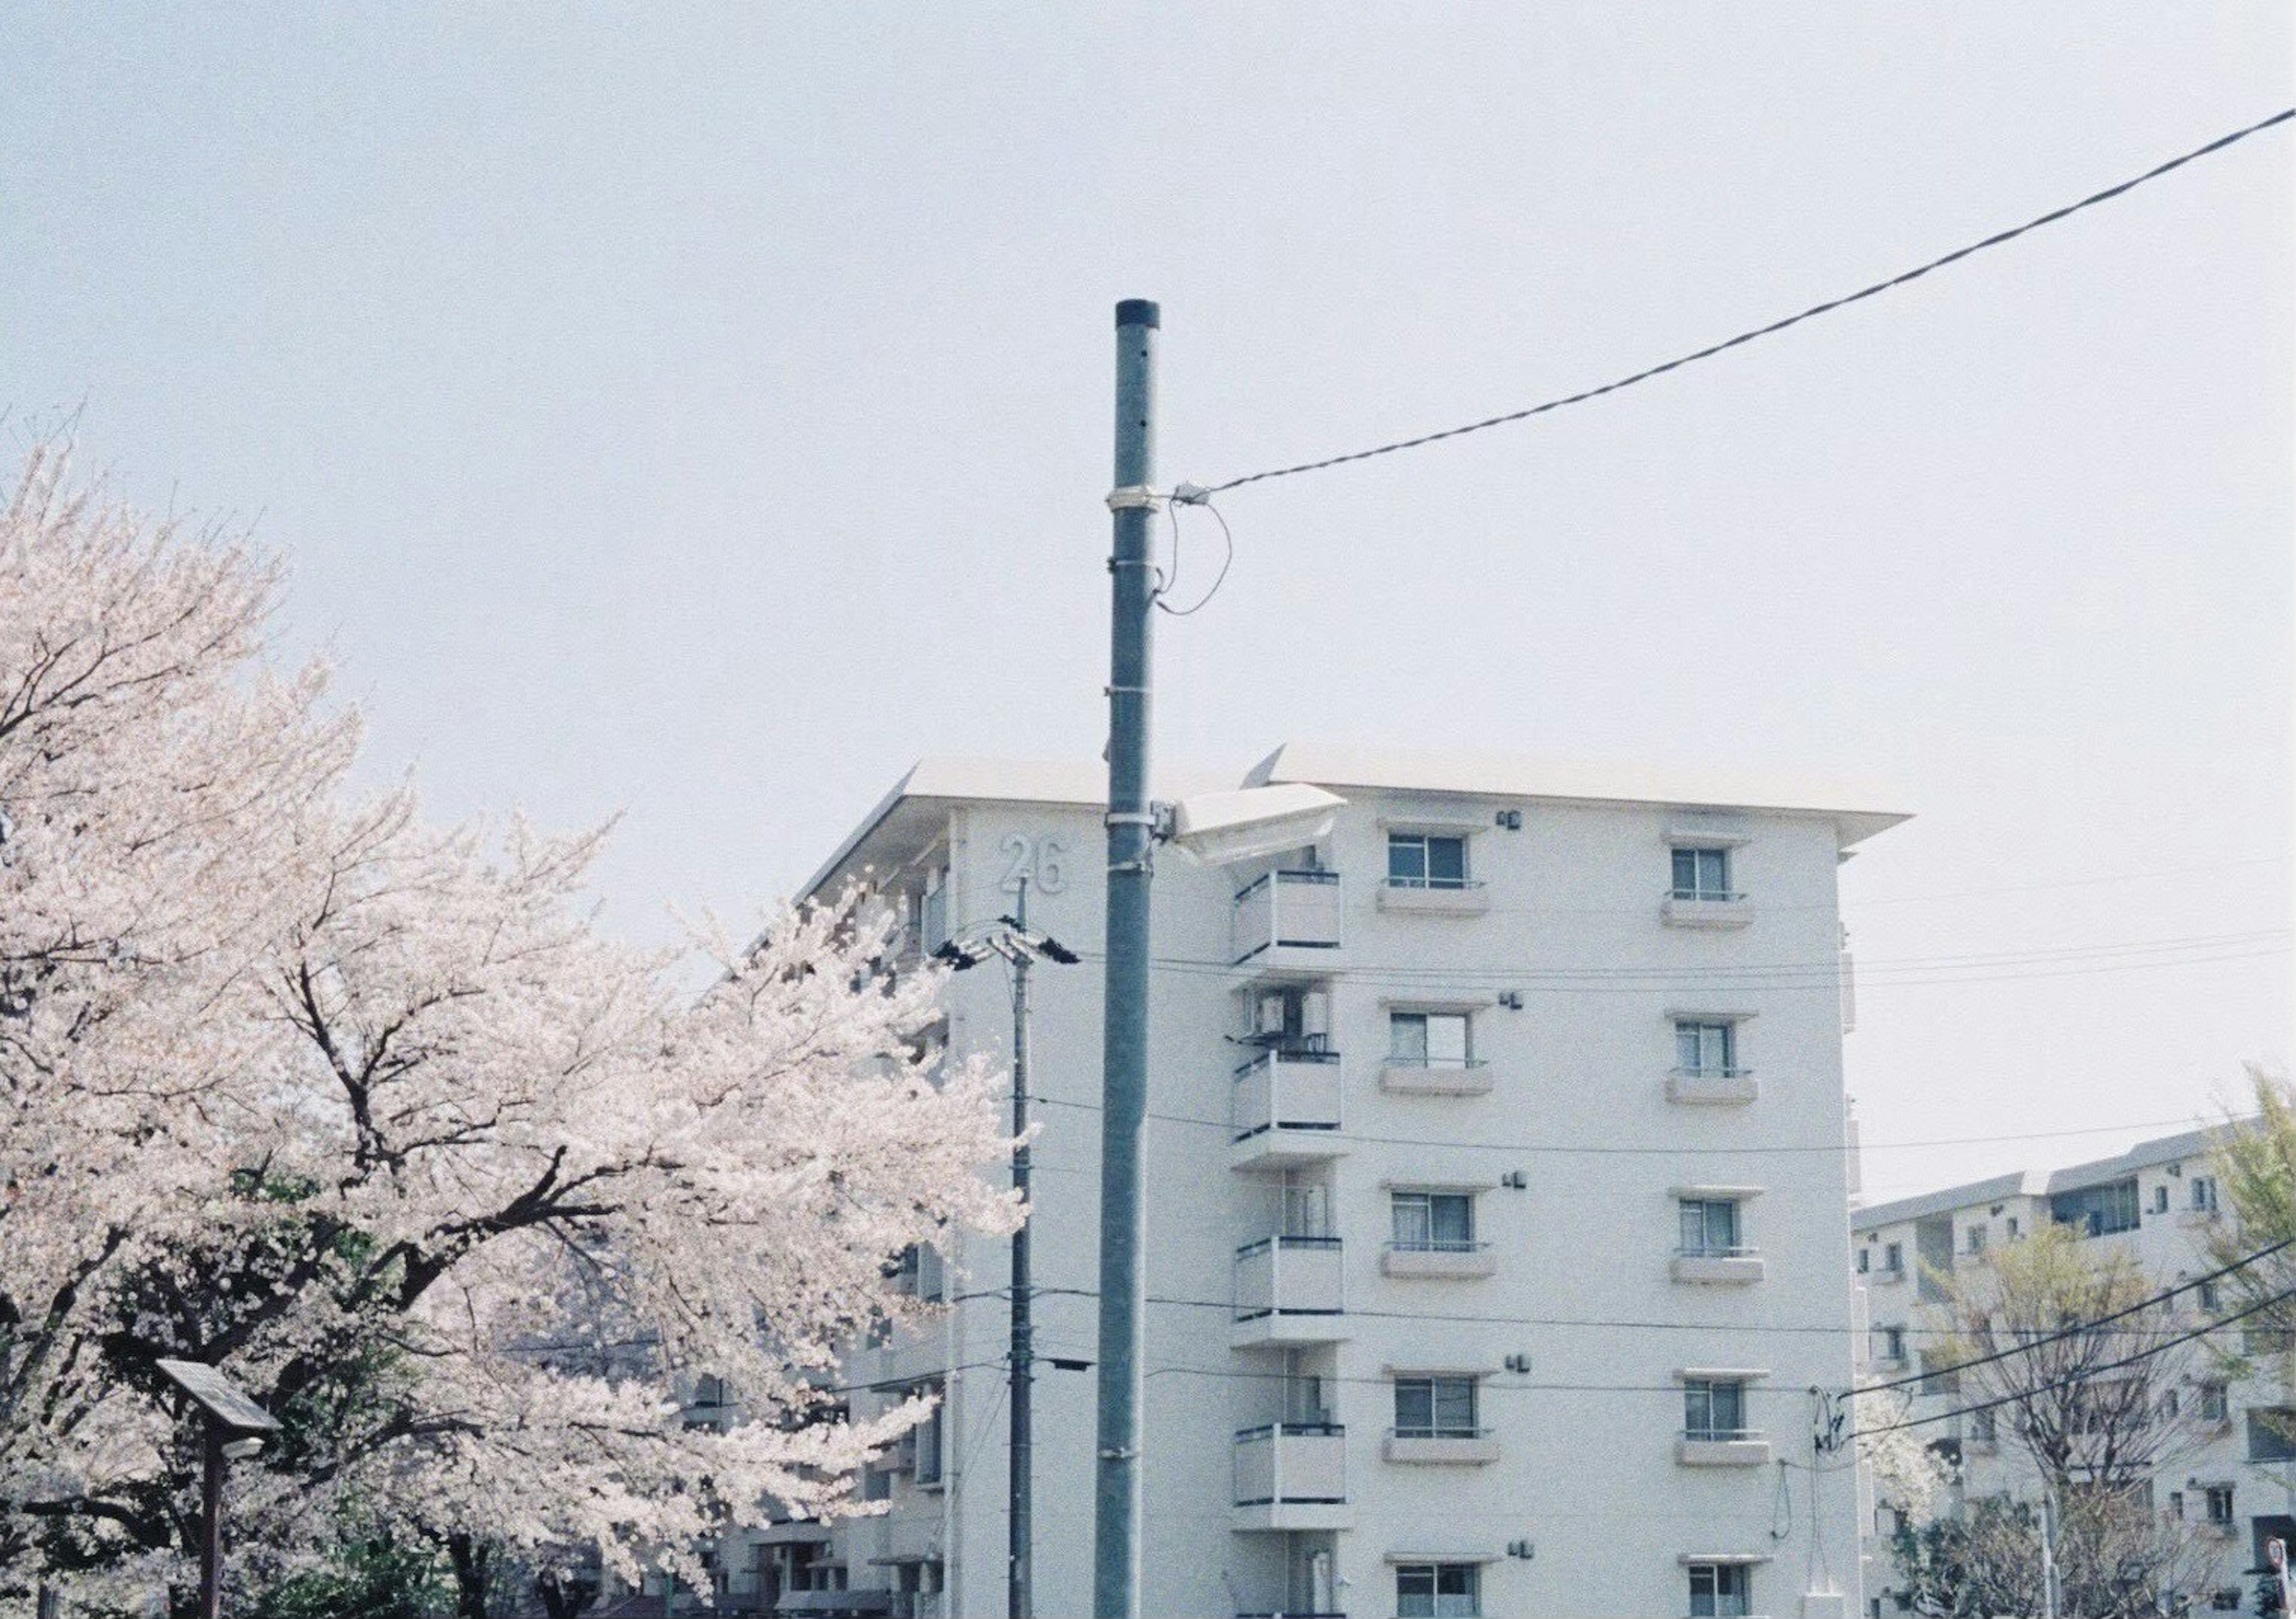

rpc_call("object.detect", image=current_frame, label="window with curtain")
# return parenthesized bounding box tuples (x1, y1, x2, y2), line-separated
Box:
(1389, 832, 1470, 890)
(1396, 1563, 1479, 1618)
(1688, 1563, 1750, 1618)
(1670, 845, 1732, 900)
(1683, 1379, 1747, 1441)
(1394, 1375, 1479, 1438)
(1673, 1019, 1736, 1074)
(1391, 1190, 1476, 1252)
(1391, 1010, 1473, 1067)
(1678, 1198, 1742, 1256)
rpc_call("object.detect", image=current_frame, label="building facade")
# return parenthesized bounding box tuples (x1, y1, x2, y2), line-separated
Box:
(1854, 1126, 2296, 1614)
(737, 744, 1902, 1619)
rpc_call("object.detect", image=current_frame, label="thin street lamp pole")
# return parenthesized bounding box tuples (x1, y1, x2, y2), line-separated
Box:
(1007, 875, 1035, 1619)
(199, 1423, 224, 1619)
(1092, 297, 1159, 1619)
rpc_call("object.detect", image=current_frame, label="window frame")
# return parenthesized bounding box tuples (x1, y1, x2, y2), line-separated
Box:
(1393, 1374, 1481, 1440)
(1394, 1560, 1480, 1619)
(1672, 1018, 1740, 1077)
(1683, 1377, 1749, 1442)
(1390, 1008, 1476, 1069)
(1669, 844, 1736, 902)
(1387, 830, 1474, 891)
(1678, 1197, 1745, 1257)
(1687, 1561, 1751, 1618)
(1391, 1189, 1479, 1254)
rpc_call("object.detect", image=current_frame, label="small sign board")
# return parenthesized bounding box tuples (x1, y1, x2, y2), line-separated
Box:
(155, 1360, 280, 1434)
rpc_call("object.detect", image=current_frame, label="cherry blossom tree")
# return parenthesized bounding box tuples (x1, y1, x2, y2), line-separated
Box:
(1, 447, 1018, 1617)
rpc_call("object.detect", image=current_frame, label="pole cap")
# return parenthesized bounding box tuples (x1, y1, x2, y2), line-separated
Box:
(1114, 299, 1161, 329)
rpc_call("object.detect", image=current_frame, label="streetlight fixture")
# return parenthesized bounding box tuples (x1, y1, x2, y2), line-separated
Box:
(154, 1358, 280, 1619)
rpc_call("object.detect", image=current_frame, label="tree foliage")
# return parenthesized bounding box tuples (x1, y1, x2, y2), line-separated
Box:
(0, 447, 1019, 1615)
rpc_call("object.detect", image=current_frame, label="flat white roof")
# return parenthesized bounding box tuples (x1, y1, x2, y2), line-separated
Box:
(1852, 1121, 2241, 1232)
(801, 744, 1911, 899)
(1249, 743, 1908, 845)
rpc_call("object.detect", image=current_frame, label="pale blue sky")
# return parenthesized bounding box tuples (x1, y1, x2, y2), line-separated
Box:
(5, 5, 2288, 1198)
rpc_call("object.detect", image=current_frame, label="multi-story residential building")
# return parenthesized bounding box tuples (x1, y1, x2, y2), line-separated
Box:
(1854, 1125, 2296, 1615)
(725, 744, 1903, 1618)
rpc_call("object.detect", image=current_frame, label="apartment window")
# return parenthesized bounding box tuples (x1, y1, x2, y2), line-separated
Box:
(1396, 1562, 1479, 1618)
(2005, 1216, 2020, 1239)
(2248, 1409, 2296, 1464)
(1855, 1248, 1870, 1274)
(1392, 1190, 1477, 1253)
(1965, 1224, 1987, 1256)
(1673, 1019, 1738, 1076)
(1688, 1562, 1751, 1618)
(1394, 1375, 1480, 1439)
(2050, 1177, 2139, 1238)
(2167, 1489, 2184, 1520)
(2160, 1388, 2181, 1422)
(1683, 1379, 1749, 1442)
(1391, 1010, 1473, 1068)
(1388, 833, 1470, 891)
(1883, 1241, 1904, 1275)
(2200, 1383, 2229, 1424)
(2199, 1280, 2221, 1313)
(1671, 845, 1734, 901)
(1970, 1408, 1996, 1444)
(2152, 1184, 2170, 1215)
(1879, 1326, 1906, 1363)
(2212, 1591, 2242, 1612)
(2191, 1175, 2218, 1212)
(1679, 1198, 1744, 1258)
(2204, 1484, 2234, 1526)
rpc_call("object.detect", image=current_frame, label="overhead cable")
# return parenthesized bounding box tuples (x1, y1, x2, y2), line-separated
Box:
(1202, 109, 2294, 495)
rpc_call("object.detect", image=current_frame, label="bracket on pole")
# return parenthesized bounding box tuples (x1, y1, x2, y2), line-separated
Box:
(1106, 485, 1165, 512)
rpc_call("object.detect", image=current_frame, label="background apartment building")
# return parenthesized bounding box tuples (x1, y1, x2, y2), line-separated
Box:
(1854, 1126, 2296, 1614)
(722, 744, 1901, 1618)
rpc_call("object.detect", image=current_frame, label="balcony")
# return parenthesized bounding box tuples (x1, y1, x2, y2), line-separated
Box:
(1382, 1428, 1500, 1465)
(1666, 1065, 1758, 1105)
(1232, 870, 1342, 972)
(1231, 1052, 1347, 1169)
(1676, 1429, 1773, 1467)
(1233, 1423, 1349, 1531)
(1233, 1235, 1348, 1348)
(1671, 1247, 1765, 1285)
(1660, 888, 1752, 930)
(1379, 1056, 1494, 1098)
(1381, 1241, 1497, 1281)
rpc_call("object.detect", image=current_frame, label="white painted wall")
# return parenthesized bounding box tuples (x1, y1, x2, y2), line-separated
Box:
(812, 760, 1882, 1619)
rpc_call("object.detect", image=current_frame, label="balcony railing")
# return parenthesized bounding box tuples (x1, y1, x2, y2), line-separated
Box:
(1390, 1237, 1486, 1255)
(1234, 1422, 1347, 1508)
(1232, 1051, 1344, 1141)
(1235, 1235, 1344, 1321)
(1233, 869, 1343, 964)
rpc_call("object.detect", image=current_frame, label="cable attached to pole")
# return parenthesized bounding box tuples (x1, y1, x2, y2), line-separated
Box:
(1198, 108, 2294, 496)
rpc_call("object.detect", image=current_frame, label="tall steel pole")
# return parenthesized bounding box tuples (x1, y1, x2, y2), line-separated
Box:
(1007, 876, 1035, 1619)
(1092, 297, 1158, 1619)
(199, 1424, 223, 1619)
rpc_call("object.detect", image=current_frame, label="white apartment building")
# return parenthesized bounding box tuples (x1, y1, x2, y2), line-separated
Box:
(1854, 1125, 2296, 1614)
(728, 743, 1904, 1619)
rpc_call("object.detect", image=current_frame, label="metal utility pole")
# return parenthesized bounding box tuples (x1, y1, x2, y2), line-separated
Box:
(1007, 877, 1036, 1619)
(932, 899, 1077, 1619)
(2038, 1491, 2060, 1619)
(199, 1425, 225, 1619)
(1093, 297, 1159, 1619)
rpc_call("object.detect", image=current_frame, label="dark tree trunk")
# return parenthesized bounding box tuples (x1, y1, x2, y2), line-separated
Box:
(447, 1532, 492, 1619)
(537, 1571, 600, 1618)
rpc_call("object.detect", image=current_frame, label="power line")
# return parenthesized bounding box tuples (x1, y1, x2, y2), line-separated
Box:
(1066, 924, 2289, 980)
(1851, 1232, 2296, 1398)
(1857, 1279, 2296, 1437)
(1202, 108, 2295, 495)
(1013, 1085, 2238, 1160)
